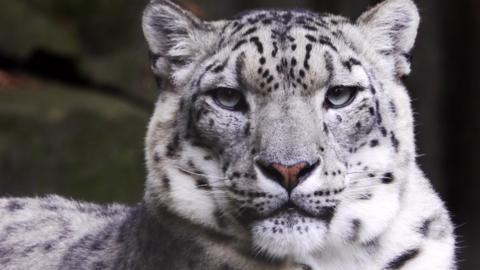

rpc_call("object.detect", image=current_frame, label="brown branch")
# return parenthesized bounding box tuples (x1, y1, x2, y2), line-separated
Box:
(0, 48, 152, 113)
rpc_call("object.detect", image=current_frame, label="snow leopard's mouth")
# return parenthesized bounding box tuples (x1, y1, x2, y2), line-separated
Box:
(238, 200, 336, 226)
(271, 201, 336, 224)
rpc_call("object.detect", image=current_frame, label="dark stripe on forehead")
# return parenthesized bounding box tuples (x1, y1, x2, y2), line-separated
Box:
(230, 22, 245, 37)
(304, 43, 313, 70)
(234, 52, 247, 90)
(343, 58, 362, 71)
(318, 35, 338, 52)
(305, 34, 317, 42)
(249, 37, 264, 54)
(242, 26, 258, 37)
(324, 51, 334, 82)
(195, 61, 216, 87)
(233, 39, 247, 51)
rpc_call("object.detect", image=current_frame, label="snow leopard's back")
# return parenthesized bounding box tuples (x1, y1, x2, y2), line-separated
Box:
(0, 196, 130, 270)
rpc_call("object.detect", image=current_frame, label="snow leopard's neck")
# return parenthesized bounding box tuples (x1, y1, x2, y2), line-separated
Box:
(112, 203, 291, 270)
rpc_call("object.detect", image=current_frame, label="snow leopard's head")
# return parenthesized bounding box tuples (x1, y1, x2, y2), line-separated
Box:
(142, 0, 419, 260)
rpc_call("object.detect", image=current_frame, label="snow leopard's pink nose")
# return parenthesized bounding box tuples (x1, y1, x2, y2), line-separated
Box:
(257, 161, 319, 193)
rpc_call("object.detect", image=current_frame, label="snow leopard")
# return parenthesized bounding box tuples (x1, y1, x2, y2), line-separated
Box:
(0, 0, 456, 269)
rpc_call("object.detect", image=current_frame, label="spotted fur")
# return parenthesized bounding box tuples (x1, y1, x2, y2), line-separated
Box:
(0, 0, 455, 269)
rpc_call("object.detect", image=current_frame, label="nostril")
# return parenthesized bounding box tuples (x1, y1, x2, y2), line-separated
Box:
(256, 160, 320, 192)
(255, 161, 284, 184)
(297, 160, 320, 181)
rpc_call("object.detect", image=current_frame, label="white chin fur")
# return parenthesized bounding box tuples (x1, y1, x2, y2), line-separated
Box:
(250, 215, 328, 260)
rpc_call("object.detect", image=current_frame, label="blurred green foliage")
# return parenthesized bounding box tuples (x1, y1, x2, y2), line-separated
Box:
(0, 0, 154, 204)
(0, 82, 148, 203)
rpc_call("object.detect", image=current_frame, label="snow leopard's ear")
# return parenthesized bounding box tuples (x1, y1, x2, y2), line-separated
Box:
(357, 0, 420, 77)
(142, 0, 207, 80)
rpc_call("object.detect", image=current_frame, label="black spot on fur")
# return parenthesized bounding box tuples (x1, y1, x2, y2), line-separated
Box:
(166, 134, 181, 158)
(317, 206, 336, 224)
(214, 210, 228, 229)
(43, 242, 55, 252)
(244, 122, 251, 136)
(343, 57, 361, 71)
(385, 249, 420, 269)
(358, 193, 373, 200)
(390, 131, 400, 152)
(272, 41, 278, 57)
(362, 238, 379, 254)
(242, 26, 258, 37)
(233, 39, 247, 51)
(291, 57, 297, 66)
(196, 178, 212, 190)
(305, 34, 317, 42)
(304, 44, 312, 70)
(381, 172, 394, 184)
(370, 139, 379, 147)
(250, 37, 264, 54)
(162, 175, 170, 190)
(389, 100, 397, 115)
(7, 200, 24, 212)
(295, 263, 313, 270)
(380, 127, 388, 137)
(221, 159, 230, 173)
(213, 64, 226, 73)
(262, 69, 270, 78)
(153, 153, 161, 163)
(349, 219, 361, 242)
(323, 122, 329, 135)
(318, 35, 338, 52)
(376, 112, 383, 128)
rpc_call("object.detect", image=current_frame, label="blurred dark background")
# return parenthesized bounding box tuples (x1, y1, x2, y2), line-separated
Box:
(0, 0, 478, 268)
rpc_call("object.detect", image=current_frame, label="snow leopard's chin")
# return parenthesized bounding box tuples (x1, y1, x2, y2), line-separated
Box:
(249, 209, 329, 259)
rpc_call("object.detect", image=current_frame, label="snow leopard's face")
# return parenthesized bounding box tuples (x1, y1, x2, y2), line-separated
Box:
(143, 0, 419, 260)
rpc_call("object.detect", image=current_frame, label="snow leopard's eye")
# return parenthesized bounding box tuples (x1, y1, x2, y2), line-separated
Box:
(325, 86, 359, 108)
(211, 88, 247, 111)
